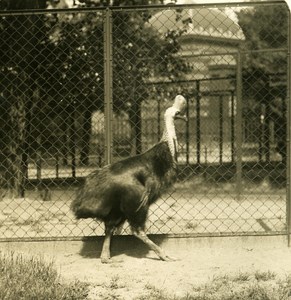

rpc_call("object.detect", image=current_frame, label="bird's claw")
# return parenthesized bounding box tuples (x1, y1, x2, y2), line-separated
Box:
(100, 255, 111, 264)
(161, 254, 178, 262)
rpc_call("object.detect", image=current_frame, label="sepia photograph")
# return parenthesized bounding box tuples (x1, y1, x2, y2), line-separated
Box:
(0, 0, 291, 299)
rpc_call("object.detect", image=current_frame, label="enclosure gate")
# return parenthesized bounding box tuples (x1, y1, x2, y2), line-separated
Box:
(0, 1, 290, 242)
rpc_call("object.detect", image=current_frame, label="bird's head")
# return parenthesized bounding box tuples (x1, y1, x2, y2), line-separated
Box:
(162, 95, 187, 161)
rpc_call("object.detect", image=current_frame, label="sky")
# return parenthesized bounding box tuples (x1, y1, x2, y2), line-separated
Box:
(63, 0, 291, 12)
(176, 0, 248, 3)
(177, 0, 287, 3)
(176, 0, 290, 9)
(175, 0, 244, 22)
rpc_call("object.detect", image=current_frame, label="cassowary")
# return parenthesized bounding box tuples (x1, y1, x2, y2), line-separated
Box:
(71, 95, 187, 263)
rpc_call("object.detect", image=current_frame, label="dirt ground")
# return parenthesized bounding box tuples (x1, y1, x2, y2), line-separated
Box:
(3, 235, 291, 299)
(0, 189, 286, 239)
(0, 180, 288, 299)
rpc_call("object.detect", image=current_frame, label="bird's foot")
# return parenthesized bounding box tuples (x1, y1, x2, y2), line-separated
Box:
(160, 254, 178, 262)
(100, 254, 111, 264)
(101, 258, 111, 264)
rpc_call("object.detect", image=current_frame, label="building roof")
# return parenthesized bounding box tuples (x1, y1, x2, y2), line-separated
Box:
(148, 6, 245, 41)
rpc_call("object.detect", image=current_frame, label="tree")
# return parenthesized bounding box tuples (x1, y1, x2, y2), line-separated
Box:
(237, 4, 288, 162)
(0, 1, 190, 198)
(50, 1, 190, 162)
(237, 4, 287, 101)
(111, 9, 189, 154)
(0, 0, 56, 197)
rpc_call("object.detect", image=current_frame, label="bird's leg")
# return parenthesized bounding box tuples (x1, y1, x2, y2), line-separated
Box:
(114, 220, 125, 235)
(100, 223, 114, 264)
(132, 228, 177, 261)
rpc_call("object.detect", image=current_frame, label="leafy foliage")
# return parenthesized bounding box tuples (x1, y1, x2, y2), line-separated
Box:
(0, 1, 191, 191)
(0, 1, 52, 196)
(48, 5, 190, 113)
(236, 3, 288, 163)
(237, 4, 287, 102)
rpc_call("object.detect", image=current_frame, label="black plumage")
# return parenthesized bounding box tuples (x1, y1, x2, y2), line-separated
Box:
(72, 94, 187, 263)
(71, 141, 177, 263)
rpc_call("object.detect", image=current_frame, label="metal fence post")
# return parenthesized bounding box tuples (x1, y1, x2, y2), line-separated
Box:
(196, 80, 201, 165)
(219, 94, 223, 164)
(104, 8, 113, 165)
(186, 97, 190, 165)
(231, 90, 235, 163)
(287, 2, 291, 246)
(236, 51, 243, 199)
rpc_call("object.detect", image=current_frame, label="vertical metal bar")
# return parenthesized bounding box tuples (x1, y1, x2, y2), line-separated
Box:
(104, 8, 113, 165)
(259, 103, 265, 163)
(236, 51, 243, 199)
(265, 100, 271, 164)
(186, 97, 190, 165)
(286, 4, 291, 246)
(196, 80, 201, 165)
(219, 94, 223, 164)
(231, 91, 235, 163)
(36, 149, 42, 182)
(69, 105, 76, 179)
(55, 154, 59, 179)
(157, 97, 161, 142)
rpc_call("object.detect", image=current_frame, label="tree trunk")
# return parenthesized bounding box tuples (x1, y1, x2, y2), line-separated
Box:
(80, 110, 92, 165)
(129, 100, 142, 156)
(1, 0, 47, 198)
(128, 66, 142, 156)
(4, 94, 27, 198)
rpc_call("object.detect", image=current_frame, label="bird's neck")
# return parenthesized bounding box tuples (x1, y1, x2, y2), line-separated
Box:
(161, 109, 178, 161)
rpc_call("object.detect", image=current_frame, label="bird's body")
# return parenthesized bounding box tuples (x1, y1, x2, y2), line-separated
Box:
(72, 141, 176, 221)
(71, 95, 187, 263)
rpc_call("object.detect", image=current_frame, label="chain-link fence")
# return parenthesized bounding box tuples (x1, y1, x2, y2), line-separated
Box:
(0, 1, 289, 241)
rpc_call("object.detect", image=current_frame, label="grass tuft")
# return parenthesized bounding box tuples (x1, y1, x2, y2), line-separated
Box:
(135, 271, 291, 300)
(137, 284, 172, 300)
(0, 251, 89, 300)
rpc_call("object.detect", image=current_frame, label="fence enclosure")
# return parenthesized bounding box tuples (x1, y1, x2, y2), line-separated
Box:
(0, 1, 289, 241)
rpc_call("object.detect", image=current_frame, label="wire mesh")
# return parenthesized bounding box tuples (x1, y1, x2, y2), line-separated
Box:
(0, 1, 288, 240)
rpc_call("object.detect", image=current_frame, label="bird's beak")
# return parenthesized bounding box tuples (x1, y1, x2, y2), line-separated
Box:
(175, 115, 188, 122)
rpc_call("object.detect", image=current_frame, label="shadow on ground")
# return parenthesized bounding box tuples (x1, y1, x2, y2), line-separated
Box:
(79, 234, 169, 260)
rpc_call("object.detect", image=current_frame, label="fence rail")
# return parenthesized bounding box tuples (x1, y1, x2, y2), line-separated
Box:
(0, 1, 290, 241)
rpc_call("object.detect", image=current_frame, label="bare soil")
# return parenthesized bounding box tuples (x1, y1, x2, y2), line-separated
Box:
(3, 235, 291, 300)
(0, 185, 286, 239)
(0, 180, 288, 299)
